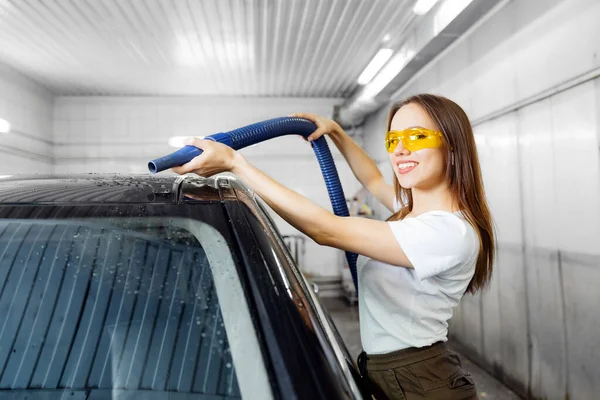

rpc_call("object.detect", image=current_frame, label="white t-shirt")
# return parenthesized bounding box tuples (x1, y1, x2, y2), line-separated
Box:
(357, 199, 479, 354)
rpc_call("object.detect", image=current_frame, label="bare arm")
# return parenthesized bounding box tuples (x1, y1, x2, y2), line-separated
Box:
(172, 139, 412, 267)
(233, 154, 411, 266)
(328, 126, 395, 212)
(293, 113, 395, 212)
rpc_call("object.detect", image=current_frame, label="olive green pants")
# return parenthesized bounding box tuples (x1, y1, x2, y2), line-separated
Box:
(358, 342, 478, 400)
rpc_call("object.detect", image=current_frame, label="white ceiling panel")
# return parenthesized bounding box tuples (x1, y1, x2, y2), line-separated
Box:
(0, 0, 416, 97)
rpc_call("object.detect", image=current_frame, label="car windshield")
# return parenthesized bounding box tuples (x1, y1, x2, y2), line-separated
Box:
(0, 204, 272, 400)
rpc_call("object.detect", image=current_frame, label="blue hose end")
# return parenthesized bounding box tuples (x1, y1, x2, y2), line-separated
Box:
(148, 145, 203, 174)
(148, 161, 158, 174)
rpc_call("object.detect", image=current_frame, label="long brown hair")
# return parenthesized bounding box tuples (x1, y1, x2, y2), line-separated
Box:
(386, 94, 495, 294)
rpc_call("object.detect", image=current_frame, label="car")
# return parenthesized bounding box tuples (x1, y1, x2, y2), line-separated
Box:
(0, 174, 364, 400)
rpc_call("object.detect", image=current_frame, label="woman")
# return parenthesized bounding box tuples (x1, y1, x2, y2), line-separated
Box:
(173, 93, 494, 400)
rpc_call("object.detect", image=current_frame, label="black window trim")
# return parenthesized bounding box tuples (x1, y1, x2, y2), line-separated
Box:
(253, 196, 364, 398)
(228, 188, 362, 399)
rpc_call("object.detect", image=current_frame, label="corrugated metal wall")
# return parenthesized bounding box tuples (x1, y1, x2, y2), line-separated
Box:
(451, 78, 600, 400)
(361, 0, 600, 398)
(0, 0, 414, 97)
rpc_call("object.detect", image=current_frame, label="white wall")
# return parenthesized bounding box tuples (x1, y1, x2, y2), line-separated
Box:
(0, 62, 361, 280)
(53, 96, 361, 278)
(392, 0, 600, 123)
(467, 81, 600, 400)
(0, 62, 54, 174)
(361, 0, 600, 398)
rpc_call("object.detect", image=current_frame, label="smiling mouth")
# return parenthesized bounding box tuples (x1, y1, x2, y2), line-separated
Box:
(397, 161, 418, 174)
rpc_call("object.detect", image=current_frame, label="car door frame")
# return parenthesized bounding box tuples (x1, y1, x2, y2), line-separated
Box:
(223, 184, 363, 399)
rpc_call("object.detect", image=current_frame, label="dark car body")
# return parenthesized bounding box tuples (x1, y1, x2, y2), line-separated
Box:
(0, 174, 363, 400)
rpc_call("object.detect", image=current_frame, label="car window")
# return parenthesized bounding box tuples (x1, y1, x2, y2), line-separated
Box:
(0, 206, 272, 400)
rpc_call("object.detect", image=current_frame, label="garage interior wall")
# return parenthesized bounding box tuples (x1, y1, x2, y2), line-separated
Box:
(361, 0, 600, 399)
(0, 75, 361, 279)
(52, 95, 361, 279)
(0, 62, 54, 174)
(2, 0, 599, 395)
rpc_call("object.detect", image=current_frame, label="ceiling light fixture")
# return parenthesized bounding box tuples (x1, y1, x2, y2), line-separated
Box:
(413, 0, 439, 15)
(0, 118, 10, 134)
(358, 47, 415, 102)
(357, 48, 394, 85)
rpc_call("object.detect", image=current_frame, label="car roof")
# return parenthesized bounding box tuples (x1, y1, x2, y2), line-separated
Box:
(0, 174, 243, 204)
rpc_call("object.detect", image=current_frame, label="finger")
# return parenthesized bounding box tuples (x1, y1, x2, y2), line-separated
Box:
(307, 128, 326, 141)
(184, 137, 211, 149)
(171, 152, 205, 175)
(183, 136, 197, 146)
(171, 165, 190, 175)
(172, 158, 198, 174)
(292, 112, 316, 122)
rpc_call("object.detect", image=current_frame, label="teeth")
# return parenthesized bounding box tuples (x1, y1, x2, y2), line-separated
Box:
(398, 162, 417, 169)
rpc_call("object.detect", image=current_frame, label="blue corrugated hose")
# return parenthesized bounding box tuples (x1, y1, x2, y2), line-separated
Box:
(148, 117, 359, 292)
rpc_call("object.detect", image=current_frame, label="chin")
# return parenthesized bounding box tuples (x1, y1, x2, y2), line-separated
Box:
(399, 182, 417, 190)
(395, 175, 417, 189)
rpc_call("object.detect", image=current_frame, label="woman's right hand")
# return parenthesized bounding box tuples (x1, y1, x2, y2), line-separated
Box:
(291, 113, 342, 142)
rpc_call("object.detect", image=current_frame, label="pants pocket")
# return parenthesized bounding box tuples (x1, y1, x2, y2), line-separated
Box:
(427, 373, 478, 400)
(412, 350, 463, 389)
(450, 373, 475, 389)
(367, 369, 408, 400)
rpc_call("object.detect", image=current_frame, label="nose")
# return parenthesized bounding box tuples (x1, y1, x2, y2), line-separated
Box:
(393, 140, 410, 156)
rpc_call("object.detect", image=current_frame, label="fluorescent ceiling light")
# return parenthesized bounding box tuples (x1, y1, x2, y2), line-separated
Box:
(358, 47, 415, 102)
(0, 175, 12, 179)
(0, 118, 10, 133)
(413, 0, 439, 15)
(357, 49, 393, 85)
(382, 34, 391, 42)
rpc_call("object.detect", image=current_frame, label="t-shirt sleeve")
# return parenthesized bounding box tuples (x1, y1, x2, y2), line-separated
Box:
(387, 212, 478, 280)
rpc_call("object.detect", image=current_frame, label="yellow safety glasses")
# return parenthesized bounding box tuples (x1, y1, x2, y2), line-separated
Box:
(385, 127, 444, 153)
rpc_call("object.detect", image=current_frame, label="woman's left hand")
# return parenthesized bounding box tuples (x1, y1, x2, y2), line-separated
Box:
(171, 137, 239, 177)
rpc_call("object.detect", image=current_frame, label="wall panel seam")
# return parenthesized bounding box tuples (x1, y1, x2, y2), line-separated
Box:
(472, 67, 600, 128)
(0, 146, 54, 164)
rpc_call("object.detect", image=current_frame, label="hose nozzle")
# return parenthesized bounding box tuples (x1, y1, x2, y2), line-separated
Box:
(148, 146, 203, 174)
